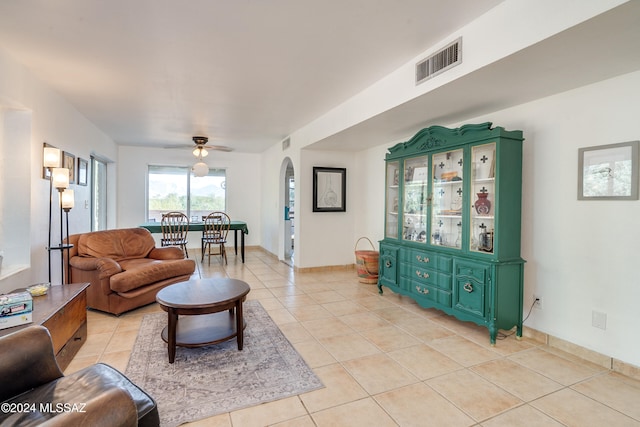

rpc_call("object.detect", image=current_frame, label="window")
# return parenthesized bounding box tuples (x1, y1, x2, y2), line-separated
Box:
(91, 156, 108, 231)
(147, 165, 226, 222)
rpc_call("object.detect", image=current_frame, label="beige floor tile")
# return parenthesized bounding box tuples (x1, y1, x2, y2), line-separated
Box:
(471, 359, 563, 401)
(278, 322, 313, 343)
(99, 350, 131, 372)
(278, 294, 318, 308)
(318, 333, 380, 361)
(229, 396, 307, 427)
(531, 388, 639, 427)
(338, 312, 390, 331)
(359, 324, 421, 352)
(264, 308, 298, 325)
(428, 369, 522, 422)
(311, 398, 397, 427)
(481, 404, 565, 427)
(292, 340, 337, 368)
(388, 344, 462, 380)
(183, 412, 232, 427)
(245, 288, 276, 300)
(508, 348, 602, 386)
(87, 315, 120, 334)
(373, 306, 423, 325)
(375, 382, 474, 427)
(395, 316, 456, 342)
(571, 372, 640, 421)
(309, 290, 346, 304)
(105, 329, 139, 353)
(321, 300, 367, 316)
(300, 363, 368, 413)
(74, 331, 112, 357)
(64, 354, 99, 375)
(350, 294, 396, 310)
(256, 297, 285, 311)
(288, 304, 333, 322)
(302, 317, 354, 339)
(429, 335, 500, 367)
(342, 353, 419, 395)
(270, 415, 316, 427)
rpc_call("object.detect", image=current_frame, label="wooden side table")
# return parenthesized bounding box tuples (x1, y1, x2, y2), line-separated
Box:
(0, 283, 89, 370)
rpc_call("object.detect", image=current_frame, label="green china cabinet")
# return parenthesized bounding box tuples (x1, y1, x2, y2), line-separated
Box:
(379, 123, 525, 344)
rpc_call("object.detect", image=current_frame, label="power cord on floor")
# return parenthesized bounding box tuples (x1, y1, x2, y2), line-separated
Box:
(496, 297, 538, 340)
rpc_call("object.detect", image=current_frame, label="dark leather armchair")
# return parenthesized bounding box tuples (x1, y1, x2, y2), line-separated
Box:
(0, 325, 159, 426)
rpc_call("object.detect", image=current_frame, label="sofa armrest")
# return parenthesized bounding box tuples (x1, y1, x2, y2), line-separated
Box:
(0, 326, 63, 402)
(70, 256, 123, 279)
(148, 246, 186, 260)
(40, 387, 138, 427)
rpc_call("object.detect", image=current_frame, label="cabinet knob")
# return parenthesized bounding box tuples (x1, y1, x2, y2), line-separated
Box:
(463, 283, 473, 293)
(385, 260, 392, 268)
(415, 286, 429, 294)
(416, 255, 430, 263)
(416, 270, 429, 279)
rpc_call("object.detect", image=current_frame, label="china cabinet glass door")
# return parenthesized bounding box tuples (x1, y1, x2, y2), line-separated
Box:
(431, 148, 464, 248)
(385, 161, 399, 239)
(470, 142, 496, 253)
(402, 156, 428, 242)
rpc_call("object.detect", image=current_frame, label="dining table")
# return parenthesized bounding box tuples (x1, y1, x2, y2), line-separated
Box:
(139, 220, 249, 263)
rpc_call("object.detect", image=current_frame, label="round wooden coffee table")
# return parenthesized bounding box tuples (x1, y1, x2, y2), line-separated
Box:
(156, 278, 251, 363)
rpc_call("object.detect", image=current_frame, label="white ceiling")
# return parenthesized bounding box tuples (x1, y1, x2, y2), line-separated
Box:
(0, 0, 504, 152)
(0, 1, 639, 153)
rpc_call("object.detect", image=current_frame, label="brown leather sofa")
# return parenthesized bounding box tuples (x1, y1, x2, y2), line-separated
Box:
(0, 325, 159, 426)
(67, 227, 196, 315)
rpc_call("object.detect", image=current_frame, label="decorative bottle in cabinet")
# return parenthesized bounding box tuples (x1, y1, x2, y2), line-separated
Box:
(379, 123, 525, 345)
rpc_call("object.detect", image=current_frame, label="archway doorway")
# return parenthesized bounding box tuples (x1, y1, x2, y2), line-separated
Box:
(281, 158, 295, 265)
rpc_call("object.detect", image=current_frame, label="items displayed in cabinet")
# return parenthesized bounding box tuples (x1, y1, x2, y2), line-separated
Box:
(379, 122, 524, 345)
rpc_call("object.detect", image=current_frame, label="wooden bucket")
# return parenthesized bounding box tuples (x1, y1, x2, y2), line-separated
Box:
(354, 237, 379, 284)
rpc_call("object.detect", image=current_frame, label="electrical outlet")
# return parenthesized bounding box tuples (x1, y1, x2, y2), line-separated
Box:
(592, 311, 607, 330)
(533, 295, 543, 309)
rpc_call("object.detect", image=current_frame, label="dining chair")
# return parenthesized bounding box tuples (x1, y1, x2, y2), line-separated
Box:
(201, 211, 231, 264)
(160, 211, 190, 258)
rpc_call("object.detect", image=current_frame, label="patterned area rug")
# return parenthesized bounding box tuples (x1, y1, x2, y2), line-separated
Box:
(125, 300, 323, 426)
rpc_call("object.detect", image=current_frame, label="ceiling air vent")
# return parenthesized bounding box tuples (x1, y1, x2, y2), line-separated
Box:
(282, 137, 291, 150)
(416, 38, 462, 85)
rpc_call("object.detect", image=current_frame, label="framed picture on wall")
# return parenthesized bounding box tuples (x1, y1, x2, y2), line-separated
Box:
(63, 151, 76, 184)
(77, 158, 88, 186)
(578, 140, 639, 200)
(313, 167, 346, 212)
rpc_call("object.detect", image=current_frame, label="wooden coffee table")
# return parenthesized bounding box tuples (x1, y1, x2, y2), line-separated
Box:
(155, 278, 250, 363)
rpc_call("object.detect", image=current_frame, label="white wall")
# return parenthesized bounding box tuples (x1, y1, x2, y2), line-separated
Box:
(0, 48, 118, 293)
(117, 145, 262, 248)
(347, 71, 640, 367)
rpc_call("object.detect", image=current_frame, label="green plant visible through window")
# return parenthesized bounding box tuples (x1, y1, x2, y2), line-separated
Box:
(147, 165, 226, 221)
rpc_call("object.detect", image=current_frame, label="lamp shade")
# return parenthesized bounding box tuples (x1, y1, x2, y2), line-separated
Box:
(61, 189, 74, 209)
(193, 147, 208, 157)
(43, 147, 61, 168)
(192, 161, 209, 177)
(52, 168, 69, 189)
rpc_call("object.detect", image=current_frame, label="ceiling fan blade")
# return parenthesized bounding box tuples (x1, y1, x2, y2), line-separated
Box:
(202, 145, 233, 152)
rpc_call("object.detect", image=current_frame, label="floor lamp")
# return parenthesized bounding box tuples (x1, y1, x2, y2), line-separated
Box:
(51, 167, 70, 284)
(43, 146, 61, 283)
(61, 189, 74, 284)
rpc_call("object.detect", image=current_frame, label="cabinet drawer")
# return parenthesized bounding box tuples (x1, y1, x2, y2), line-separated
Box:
(42, 291, 87, 355)
(454, 278, 485, 318)
(408, 249, 436, 266)
(402, 263, 437, 285)
(455, 261, 489, 283)
(412, 281, 452, 306)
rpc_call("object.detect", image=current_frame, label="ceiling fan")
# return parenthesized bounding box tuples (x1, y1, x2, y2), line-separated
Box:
(165, 136, 233, 157)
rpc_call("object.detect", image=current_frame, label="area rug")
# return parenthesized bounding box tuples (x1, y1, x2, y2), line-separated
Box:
(125, 300, 324, 426)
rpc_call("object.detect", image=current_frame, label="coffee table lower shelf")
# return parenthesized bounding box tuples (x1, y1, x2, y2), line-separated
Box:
(160, 312, 247, 348)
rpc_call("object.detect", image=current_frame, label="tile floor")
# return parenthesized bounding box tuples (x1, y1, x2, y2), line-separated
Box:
(65, 249, 640, 427)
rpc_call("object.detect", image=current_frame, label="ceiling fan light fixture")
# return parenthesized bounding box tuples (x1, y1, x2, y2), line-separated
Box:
(192, 161, 209, 177)
(193, 146, 208, 157)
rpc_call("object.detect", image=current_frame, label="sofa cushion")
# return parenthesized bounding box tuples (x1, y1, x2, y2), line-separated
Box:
(110, 259, 195, 293)
(77, 228, 156, 261)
